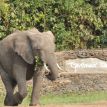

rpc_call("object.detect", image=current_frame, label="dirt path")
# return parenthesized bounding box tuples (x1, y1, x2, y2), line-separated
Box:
(3, 103, 107, 107)
(42, 102, 107, 107)
(42, 105, 107, 107)
(42, 101, 107, 107)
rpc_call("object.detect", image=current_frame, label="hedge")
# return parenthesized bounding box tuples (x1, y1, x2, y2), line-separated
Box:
(0, 0, 107, 50)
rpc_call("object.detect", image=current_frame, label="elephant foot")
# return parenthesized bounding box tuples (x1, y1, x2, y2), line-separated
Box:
(4, 94, 18, 106)
(4, 101, 18, 106)
(4, 102, 18, 106)
(29, 104, 40, 107)
(14, 92, 23, 104)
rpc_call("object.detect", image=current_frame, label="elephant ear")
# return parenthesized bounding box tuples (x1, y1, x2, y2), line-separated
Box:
(14, 36, 34, 64)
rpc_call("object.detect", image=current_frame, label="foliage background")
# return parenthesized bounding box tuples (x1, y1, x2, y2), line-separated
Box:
(0, 0, 107, 50)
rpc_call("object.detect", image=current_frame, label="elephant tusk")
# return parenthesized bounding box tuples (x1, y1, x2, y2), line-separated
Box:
(57, 63, 63, 71)
(44, 63, 50, 72)
(44, 63, 50, 75)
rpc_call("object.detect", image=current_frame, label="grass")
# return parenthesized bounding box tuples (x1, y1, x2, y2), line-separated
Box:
(0, 82, 107, 105)
(22, 91, 107, 105)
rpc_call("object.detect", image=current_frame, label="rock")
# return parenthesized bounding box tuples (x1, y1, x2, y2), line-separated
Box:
(64, 58, 107, 74)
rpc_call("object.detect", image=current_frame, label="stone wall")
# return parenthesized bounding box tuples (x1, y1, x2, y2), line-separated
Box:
(42, 49, 107, 94)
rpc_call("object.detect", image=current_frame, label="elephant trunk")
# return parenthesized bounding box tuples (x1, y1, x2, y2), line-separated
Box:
(45, 53, 59, 81)
(47, 62, 58, 81)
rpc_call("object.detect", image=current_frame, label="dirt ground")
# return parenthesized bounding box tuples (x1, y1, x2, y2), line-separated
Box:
(13, 103, 107, 107)
(42, 102, 107, 107)
(41, 102, 106, 107)
(3, 105, 107, 107)
(42, 104, 107, 107)
(42, 105, 106, 107)
(2, 101, 107, 107)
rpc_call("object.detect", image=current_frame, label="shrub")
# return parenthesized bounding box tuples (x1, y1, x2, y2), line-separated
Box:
(0, 0, 107, 50)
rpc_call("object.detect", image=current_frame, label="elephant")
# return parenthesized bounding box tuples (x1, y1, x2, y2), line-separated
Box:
(0, 28, 60, 106)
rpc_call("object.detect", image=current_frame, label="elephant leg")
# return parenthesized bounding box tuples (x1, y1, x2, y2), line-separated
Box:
(30, 67, 44, 106)
(13, 56, 27, 104)
(4, 81, 17, 106)
(0, 65, 17, 106)
(13, 69, 27, 104)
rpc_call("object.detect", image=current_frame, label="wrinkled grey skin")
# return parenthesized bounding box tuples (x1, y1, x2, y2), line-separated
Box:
(0, 28, 58, 106)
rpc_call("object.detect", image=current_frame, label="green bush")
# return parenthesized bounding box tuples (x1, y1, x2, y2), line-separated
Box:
(0, 0, 107, 50)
